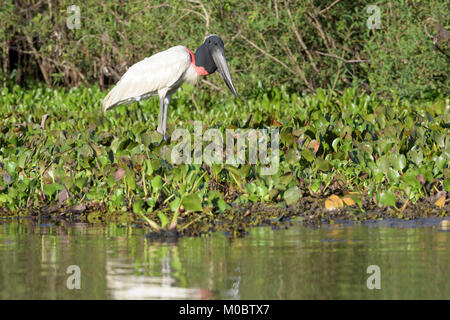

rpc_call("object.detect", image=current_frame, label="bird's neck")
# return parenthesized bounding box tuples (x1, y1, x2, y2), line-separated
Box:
(193, 43, 217, 75)
(187, 48, 209, 76)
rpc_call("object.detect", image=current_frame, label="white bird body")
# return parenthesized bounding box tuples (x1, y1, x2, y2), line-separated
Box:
(103, 46, 199, 110)
(103, 35, 237, 141)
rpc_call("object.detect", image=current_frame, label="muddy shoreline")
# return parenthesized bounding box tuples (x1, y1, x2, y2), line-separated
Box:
(1, 193, 448, 238)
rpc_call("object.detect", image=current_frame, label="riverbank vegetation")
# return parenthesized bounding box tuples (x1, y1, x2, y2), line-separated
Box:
(0, 1, 449, 236)
(0, 85, 448, 235)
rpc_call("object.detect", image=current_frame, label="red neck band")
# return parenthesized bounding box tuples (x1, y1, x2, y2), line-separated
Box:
(187, 48, 209, 76)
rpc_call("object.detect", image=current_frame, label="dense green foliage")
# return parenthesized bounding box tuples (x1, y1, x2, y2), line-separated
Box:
(0, 1, 449, 232)
(1, 0, 449, 98)
(0, 85, 448, 228)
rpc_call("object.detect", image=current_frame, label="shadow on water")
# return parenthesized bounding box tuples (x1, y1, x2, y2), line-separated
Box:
(0, 217, 448, 299)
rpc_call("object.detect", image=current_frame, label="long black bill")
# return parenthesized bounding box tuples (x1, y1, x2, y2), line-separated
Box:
(211, 47, 237, 97)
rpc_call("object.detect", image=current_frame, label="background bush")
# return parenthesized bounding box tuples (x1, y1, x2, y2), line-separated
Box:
(0, 0, 448, 99)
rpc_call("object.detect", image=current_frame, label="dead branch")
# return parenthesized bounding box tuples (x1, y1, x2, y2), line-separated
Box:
(186, 0, 210, 37)
(274, 37, 314, 91)
(239, 34, 294, 74)
(319, 0, 341, 15)
(40, 114, 48, 130)
(23, 33, 51, 86)
(314, 50, 369, 63)
(201, 79, 226, 94)
(274, 0, 279, 21)
(285, 5, 320, 74)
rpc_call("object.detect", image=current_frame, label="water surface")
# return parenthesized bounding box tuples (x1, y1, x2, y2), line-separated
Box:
(0, 218, 448, 299)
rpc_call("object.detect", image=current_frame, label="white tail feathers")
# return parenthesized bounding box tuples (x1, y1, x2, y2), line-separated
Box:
(102, 86, 120, 114)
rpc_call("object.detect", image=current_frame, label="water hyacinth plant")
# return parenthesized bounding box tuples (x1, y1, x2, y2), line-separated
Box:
(0, 84, 448, 236)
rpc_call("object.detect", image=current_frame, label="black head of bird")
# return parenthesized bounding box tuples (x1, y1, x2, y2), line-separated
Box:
(194, 35, 237, 97)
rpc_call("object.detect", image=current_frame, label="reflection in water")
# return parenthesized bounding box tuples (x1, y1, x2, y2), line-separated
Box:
(105, 251, 212, 300)
(0, 218, 448, 299)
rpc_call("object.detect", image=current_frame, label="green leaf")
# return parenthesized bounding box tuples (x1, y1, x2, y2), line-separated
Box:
(332, 138, 340, 152)
(149, 131, 163, 144)
(402, 174, 421, 190)
(125, 171, 136, 190)
(216, 197, 229, 212)
(157, 211, 169, 229)
(239, 164, 251, 177)
(408, 147, 423, 165)
(182, 193, 203, 212)
(145, 159, 153, 175)
(316, 158, 329, 171)
(310, 180, 321, 193)
(5, 161, 17, 175)
(444, 178, 450, 192)
(140, 132, 152, 147)
(433, 155, 446, 171)
(79, 144, 93, 159)
(151, 175, 163, 191)
(283, 186, 301, 205)
(170, 197, 181, 213)
(211, 164, 222, 176)
(132, 199, 144, 214)
(279, 173, 293, 186)
(110, 137, 130, 153)
(146, 197, 156, 210)
(301, 148, 314, 162)
(379, 191, 396, 207)
(43, 183, 63, 197)
(386, 168, 400, 184)
(391, 154, 406, 171)
(286, 148, 300, 164)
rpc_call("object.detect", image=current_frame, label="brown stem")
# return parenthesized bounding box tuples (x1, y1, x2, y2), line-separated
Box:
(239, 34, 294, 74)
(319, 0, 341, 15)
(274, 37, 314, 91)
(285, 4, 320, 74)
(23, 33, 51, 86)
(314, 50, 369, 63)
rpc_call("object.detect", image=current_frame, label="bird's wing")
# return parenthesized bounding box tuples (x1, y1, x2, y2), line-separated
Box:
(103, 46, 191, 110)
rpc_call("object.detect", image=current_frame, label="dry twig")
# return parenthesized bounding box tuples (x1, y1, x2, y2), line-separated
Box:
(314, 50, 369, 63)
(285, 5, 320, 74)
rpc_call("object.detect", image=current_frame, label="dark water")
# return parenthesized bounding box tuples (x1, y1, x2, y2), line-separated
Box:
(0, 218, 448, 299)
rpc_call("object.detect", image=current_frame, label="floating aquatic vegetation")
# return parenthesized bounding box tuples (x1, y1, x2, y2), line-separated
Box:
(0, 85, 448, 236)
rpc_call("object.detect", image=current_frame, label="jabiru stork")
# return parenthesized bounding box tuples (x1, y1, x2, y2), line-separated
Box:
(102, 35, 237, 141)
